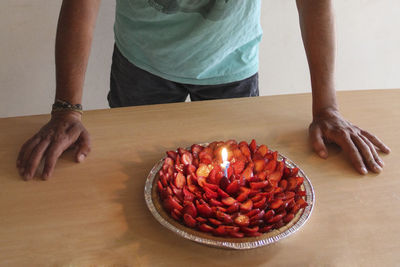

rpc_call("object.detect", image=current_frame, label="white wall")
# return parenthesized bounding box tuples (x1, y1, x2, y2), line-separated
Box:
(1, 1, 399, 118)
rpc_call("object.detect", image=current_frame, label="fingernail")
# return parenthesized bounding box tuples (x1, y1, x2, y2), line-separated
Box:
(374, 165, 382, 173)
(42, 174, 49, 180)
(319, 151, 327, 158)
(78, 154, 85, 162)
(361, 167, 368, 175)
(377, 159, 384, 166)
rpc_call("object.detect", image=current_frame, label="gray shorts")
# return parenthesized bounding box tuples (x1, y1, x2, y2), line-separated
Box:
(107, 45, 259, 107)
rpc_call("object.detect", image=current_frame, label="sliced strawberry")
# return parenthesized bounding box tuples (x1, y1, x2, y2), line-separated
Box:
(157, 180, 164, 192)
(284, 191, 295, 200)
(219, 176, 230, 191)
(287, 177, 298, 191)
(296, 176, 304, 185)
(263, 210, 275, 221)
(240, 145, 251, 158)
(196, 202, 213, 217)
(183, 187, 195, 202)
(226, 202, 240, 213)
(265, 159, 277, 172)
(191, 144, 203, 158)
(229, 231, 245, 238)
(174, 172, 186, 189)
(198, 223, 214, 233)
(197, 176, 206, 188)
(213, 225, 228, 236)
(269, 199, 283, 210)
(211, 206, 227, 214)
(184, 164, 196, 176)
(259, 225, 273, 233)
(256, 144, 268, 157)
(181, 152, 193, 166)
(196, 164, 211, 178)
(267, 213, 285, 224)
(178, 148, 188, 156)
(241, 226, 259, 234)
(221, 197, 237, 206)
(296, 198, 308, 209)
(268, 171, 283, 187)
(226, 180, 240, 195)
(236, 187, 251, 202)
(164, 157, 174, 166)
(253, 159, 266, 173)
(279, 179, 288, 190)
(166, 151, 177, 161)
(240, 199, 253, 213)
(183, 202, 197, 218)
(231, 160, 245, 175)
(245, 209, 260, 218)
(234, 214, 250, 227)
(167, 196, 183, 212)
(217, 187, 230, 198)
(216, 211, 233, 224)
(253, 197, 267, 209)
(203, 182, 218, 191)
(199, 151, 213, 164)
(242, 167, 253, 180)
(208, 168, 218, 184)
(183, 213, 197, 228)
(204, 186, 218, 199)
(196, 216, 207, 223)
(283, 213, 295, 223)
(171, 210, 181, 221)
(207, 199, 221, 208)
(257, 170, 268, 180)
(297, 190, 306, 197)
(250, 209, 265, 222)
(250, 180, 269, 190)
(249, 139, 257, 154)
(208, 218, 223, 226)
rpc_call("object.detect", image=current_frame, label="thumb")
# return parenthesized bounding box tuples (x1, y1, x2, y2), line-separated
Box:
(309, 123, 328, 159)
(75, 129, 91, 163)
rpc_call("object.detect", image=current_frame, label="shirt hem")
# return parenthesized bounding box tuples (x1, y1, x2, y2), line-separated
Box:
(115, 42, 259, 86)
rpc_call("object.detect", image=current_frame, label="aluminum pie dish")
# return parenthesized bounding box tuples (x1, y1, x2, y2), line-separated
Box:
(144, 147, 315, 250)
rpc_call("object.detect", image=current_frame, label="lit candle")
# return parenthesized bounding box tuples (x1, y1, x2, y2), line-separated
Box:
(221, 148, 230, 177)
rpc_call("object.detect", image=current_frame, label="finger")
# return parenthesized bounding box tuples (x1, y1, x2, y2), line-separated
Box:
(42, 137, 74, 180)
(17, 135, 41, 172)
(335, 133, 368, 175)
(309, 124, 328, 158)
(360, 129, 391, 154)
(23, 138, 51, 180)
(75, 129, 91, 163)
(359, 134, 384, 168)
(351, 135, 382, 174)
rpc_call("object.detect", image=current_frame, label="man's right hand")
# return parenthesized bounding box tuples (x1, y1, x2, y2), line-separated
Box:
(16, 111, 91, 180)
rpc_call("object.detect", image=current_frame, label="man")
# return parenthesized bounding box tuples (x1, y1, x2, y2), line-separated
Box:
(17, 0, 390, 180)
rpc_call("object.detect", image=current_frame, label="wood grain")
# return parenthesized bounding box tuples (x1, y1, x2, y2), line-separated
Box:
(0, 89, 399, 266)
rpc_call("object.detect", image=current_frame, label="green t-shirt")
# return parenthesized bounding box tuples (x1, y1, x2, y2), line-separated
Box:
(114, 0, 262, 85)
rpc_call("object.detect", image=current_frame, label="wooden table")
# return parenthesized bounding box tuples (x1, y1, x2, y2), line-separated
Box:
(0, 89, 399, 266)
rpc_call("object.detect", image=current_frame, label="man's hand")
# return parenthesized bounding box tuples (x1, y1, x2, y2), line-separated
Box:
(309, 108, 390, 174)
(16, 112, 91, 180)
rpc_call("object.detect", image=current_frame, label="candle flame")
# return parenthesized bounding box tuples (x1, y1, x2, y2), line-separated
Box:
(222, 148, 228, 162)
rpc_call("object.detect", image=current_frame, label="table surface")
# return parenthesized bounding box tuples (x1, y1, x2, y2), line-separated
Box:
(1, 89, 399, 267)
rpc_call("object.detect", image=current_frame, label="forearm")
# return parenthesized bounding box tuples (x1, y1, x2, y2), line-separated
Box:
(296, 0, 337, 117)
(55, 0, 101, 105)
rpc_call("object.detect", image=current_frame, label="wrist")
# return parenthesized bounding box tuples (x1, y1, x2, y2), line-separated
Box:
(51, 110, 82, 120)
(312, 106, 339, 120)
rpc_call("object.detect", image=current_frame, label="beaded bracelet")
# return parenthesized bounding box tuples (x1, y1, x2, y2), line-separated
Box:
(51, 99, 83, 114)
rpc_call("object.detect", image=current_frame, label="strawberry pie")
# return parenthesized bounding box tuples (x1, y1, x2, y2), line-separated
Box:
(156, 140, 308, 238)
